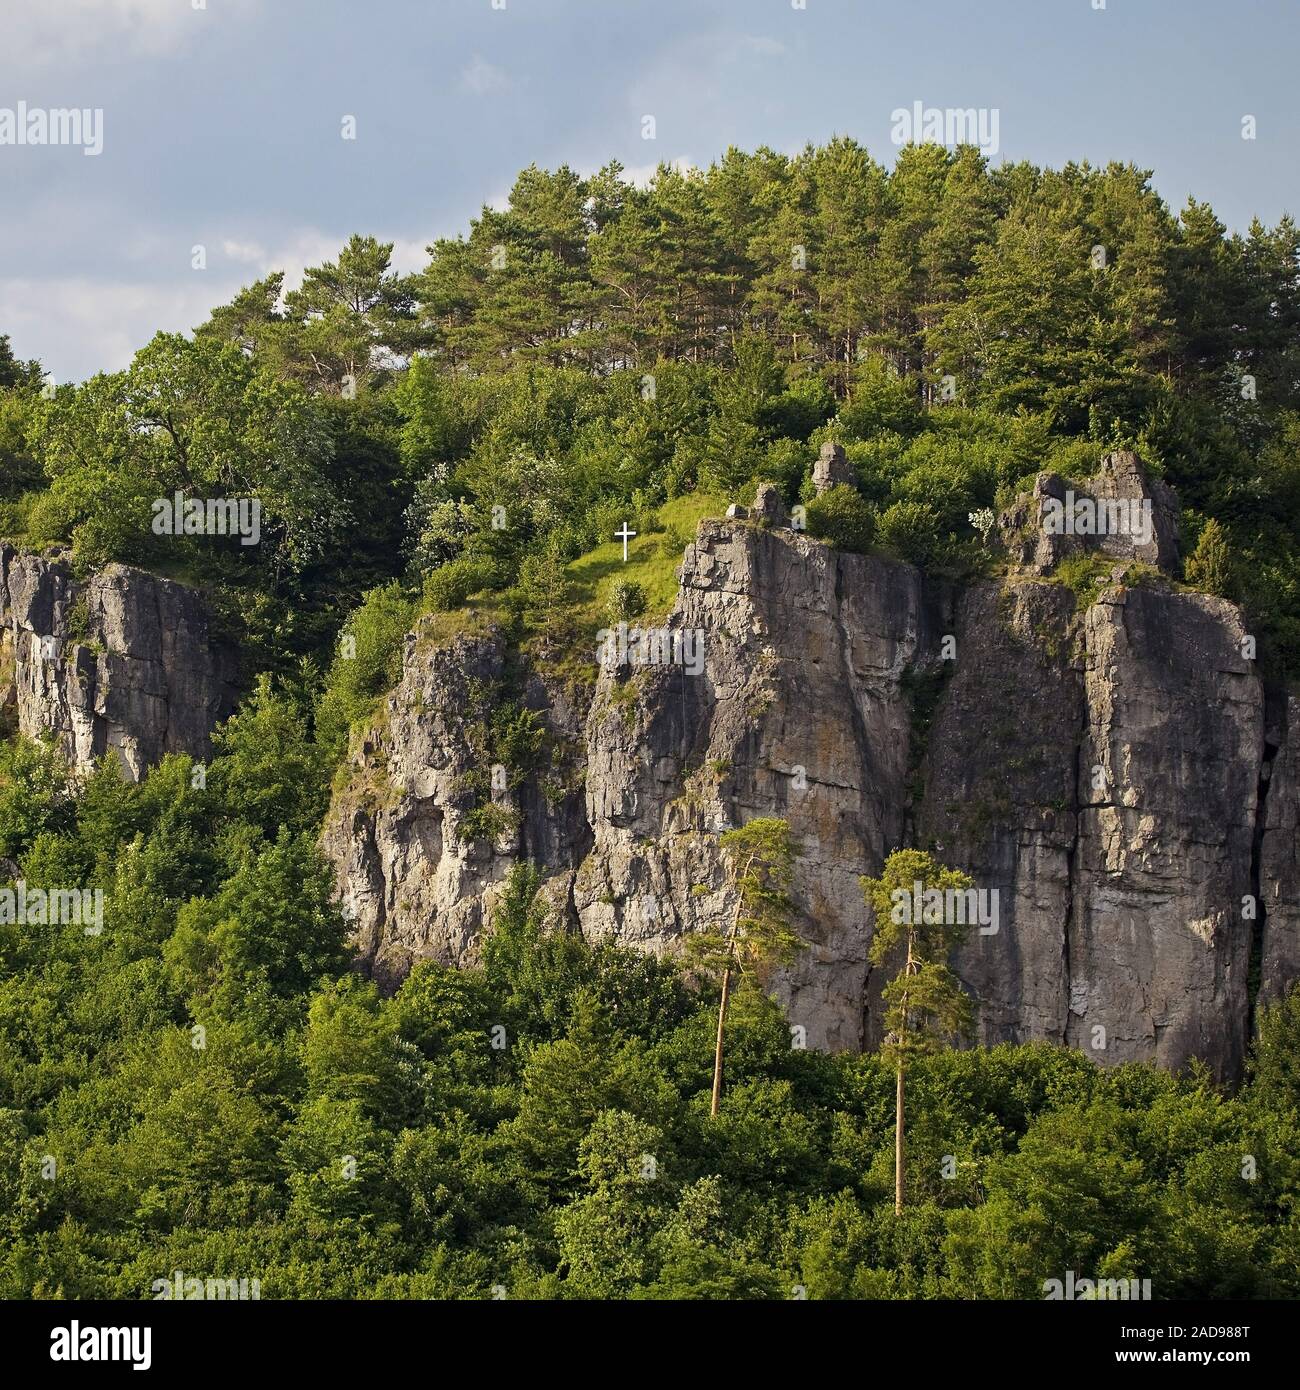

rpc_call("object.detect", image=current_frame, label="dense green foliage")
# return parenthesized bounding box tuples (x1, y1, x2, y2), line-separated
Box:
(2, 714, 1299, 1298)
(2, 141, 1300, 1299)
(3, 143, 1299, 676)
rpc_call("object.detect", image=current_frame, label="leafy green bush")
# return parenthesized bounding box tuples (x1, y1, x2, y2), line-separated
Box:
(1184, 517, 1234, 598)
(315, 582, 415, 758)
(806, 484, 876, 553)
(876, 499, 943, 565)
(0, 736, 74, 860)
(839, 357, 922, 439)
(423, 555, 496, 612)
(605, 579, 647, 623)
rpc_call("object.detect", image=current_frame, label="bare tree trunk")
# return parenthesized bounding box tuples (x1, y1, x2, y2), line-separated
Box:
(894, 1061, 905, 1215)
(895, 930, 916, 1215)
(710, 964, 732, 1118)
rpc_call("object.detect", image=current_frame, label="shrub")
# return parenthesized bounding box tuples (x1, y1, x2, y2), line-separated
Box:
(755, 438, 809, 498)
(605, 579, 647, 624)
(758, 374, 835, 440)
(876, 499, 942, 565)
(1184, 517, 1234, 598)
(806, 485, 876, 554)
(315, 582, 415, 757)
(839, 357, 921, 439)
(424, 555, 496, 613)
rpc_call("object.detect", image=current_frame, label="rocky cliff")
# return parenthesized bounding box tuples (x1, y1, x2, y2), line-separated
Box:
(9, 455, 1286, 1081)
(324, 452, 1298, 1081)
(0, 541, 238, 779)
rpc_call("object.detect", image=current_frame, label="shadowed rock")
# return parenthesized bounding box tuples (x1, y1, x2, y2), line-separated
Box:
(999, 450, 1181, 576)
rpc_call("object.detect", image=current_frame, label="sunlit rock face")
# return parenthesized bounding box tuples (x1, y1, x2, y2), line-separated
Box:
(325, 467, 1295, 1080)
(0, 541, 238, 780)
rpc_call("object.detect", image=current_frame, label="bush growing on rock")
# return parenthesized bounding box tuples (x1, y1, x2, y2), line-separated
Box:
(806, 484, 876, 553)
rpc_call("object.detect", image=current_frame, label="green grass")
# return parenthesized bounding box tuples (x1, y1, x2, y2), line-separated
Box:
(564, 492, 728, 633)
(1052, 554, 1117, 610)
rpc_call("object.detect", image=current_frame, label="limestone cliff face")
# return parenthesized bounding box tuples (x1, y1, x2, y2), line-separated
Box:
(325, 523, 950, 1048)
(0, 542, 238, 779)
(323, 455, 1299, 1080)
(570, 522, 950, 1052)
(4, 457, 1289, 1078)
(920, 579, 1264, 1079)
(319, 455, 1295, 1073)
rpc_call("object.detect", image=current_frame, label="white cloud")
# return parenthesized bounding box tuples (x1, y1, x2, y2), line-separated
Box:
(0, 0, 259, 71)
(242, 229, 344, 294)
(739, 35, 787, 58)
(219, 238, 266, 265)
(619, 157, 697, 187)
(389, 237, 428, 275)
(0, 275, 234, 382)
(216, 229, 428, 290)
(0, 226, 434, 381)
(460, 55, 510, 96)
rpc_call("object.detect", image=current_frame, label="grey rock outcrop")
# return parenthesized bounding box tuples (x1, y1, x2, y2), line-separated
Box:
(323, 630, 546, 992)
(326, 520, 947, 1048)
(812, 441, 856, 495)
(919, 575, 1264, 1079)
(1000, 450, 1181, 576)
(0, 541, 238, 779)
(324, 493, 1299, 1078)
(752, 482, 788, 527)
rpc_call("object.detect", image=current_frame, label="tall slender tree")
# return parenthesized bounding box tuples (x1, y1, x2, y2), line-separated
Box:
(861, 848, 976, 1214)
(688, 817, 803, 1117)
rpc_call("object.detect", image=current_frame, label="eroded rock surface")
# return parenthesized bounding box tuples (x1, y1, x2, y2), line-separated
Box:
(325, 474, 1296, 1078)
(0, 542, 238, 779)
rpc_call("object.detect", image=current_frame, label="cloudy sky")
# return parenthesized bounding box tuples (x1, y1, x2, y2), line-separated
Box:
(2, 0, 1297, 383)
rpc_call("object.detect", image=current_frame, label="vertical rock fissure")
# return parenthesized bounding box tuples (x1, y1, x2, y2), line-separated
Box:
(1061, 723, 1081, 1045)
(832, 555, 880, 846)
(1061, 638, 1088, 1046)
(150, 577, 168, 758)
(1247, 707, 1281, 1036)
(832, 556, 882, 1050)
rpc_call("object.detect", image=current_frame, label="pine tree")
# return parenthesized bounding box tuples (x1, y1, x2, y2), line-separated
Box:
(861, 848, 976, 1213)
(195, 273, 286, 358)
(687, 817, 803, 1117)
(282, 236, 418, 392)
(1184, 517, 1234, 597)
(1168, 199, 1244, 391)
(474, 165, 595, 368)
(806, 137, 889, 392)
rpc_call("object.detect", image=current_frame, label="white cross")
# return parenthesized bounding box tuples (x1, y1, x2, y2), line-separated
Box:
(615, 521, 637, 561)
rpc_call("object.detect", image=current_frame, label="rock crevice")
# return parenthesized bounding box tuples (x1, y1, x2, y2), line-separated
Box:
(324, 463, 1298, 1078)
(0, 541, 239, 779)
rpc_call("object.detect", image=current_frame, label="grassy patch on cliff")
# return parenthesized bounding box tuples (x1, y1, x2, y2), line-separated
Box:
(1051, 554, 1118, 609)
(563, 492, 728, 634)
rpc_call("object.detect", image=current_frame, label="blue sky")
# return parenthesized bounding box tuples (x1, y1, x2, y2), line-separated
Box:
(2, 0, 1297, 383)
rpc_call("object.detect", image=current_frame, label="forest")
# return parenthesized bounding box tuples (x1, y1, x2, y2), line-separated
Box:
(1, 139, 1299, 1298)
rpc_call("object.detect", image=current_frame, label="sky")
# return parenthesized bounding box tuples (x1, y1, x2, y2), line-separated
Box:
(1, 0, 1297, 384)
